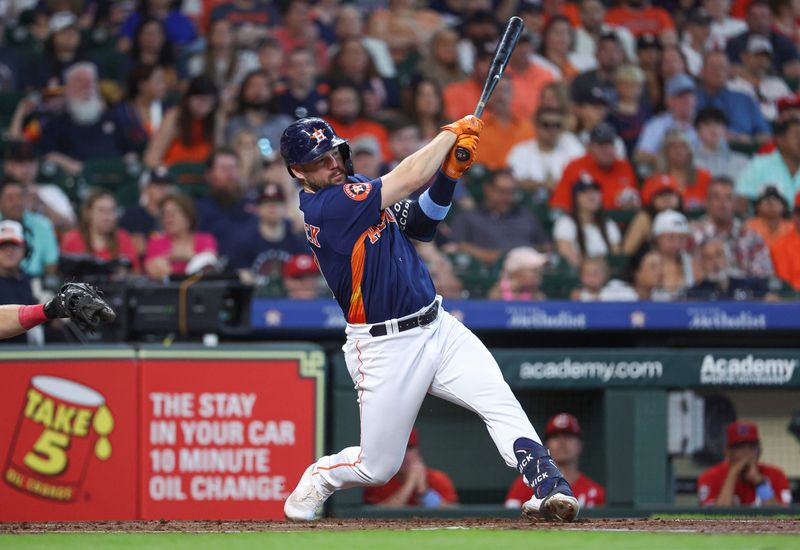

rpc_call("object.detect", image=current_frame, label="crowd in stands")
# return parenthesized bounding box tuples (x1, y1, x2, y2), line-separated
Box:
(1, 0, 800, 306)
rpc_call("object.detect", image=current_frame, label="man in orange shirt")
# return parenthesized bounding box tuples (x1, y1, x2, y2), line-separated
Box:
(443, 44, 492, 120)
(606, 0, 677, 45)
(506, 34, 556, 122)
(475, 79, 535, 170)
(770, 190, 800, 289)
(550, 122, 640, 211)
(363, 428, 458, 508)
(327, 81, 391, 162)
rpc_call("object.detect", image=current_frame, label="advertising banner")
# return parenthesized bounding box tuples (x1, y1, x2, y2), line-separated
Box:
(0, 349, 138, 521)
(138, 347, 325, 520)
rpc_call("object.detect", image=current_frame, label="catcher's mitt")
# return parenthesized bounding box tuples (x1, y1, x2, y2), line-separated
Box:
(44, 283, 117, 332)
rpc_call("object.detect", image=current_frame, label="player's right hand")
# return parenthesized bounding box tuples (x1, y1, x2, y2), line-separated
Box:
(441, 115, 484, 137)
(442, 134, 479, 179)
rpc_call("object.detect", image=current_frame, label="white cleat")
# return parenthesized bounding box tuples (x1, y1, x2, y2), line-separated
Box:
(284, 465, 327, 521)
(522, 491, 580, 523)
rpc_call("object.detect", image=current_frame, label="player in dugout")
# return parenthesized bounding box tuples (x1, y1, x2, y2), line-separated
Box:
(280, 114, 580, 523)
(697, 420, 792, 507)
(505, 413, 605, 510)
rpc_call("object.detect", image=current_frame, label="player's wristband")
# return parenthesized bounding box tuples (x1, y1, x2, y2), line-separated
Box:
(755, 479, 775, 502)
(18, 304, 48, 330)
(419, 488, 443, 508)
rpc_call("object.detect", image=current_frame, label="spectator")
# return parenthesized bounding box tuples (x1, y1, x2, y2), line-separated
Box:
(476, 78, 535, 171)
(35, 11, 85, 89)
(725, 0, 800, 79)
(449, 169, 550, 265)
(274, 47, 329, 120)
(272, 0, 329, 71)
(697, 420, 792, 507)
(417, 27, 466, 90)
(554, 177, 622, 269)
(572, 31, 627, 106)
(606, 0, 677, 44)
(688, 237, 773, 299)
(113, 64, 169, 156)
(384, 120, 422, 172)
(209, 0, 277, 49)
(695, 51, 771, 148)
(659, 45, 690, 86)
(574, 0, 636, 63)
(504, 34, 556, 122)
(118, 0, 197, 54)
(534, 16, 593, 82)
(624, 174, 684, 254)
(656, 128, 713, 211)
(455, 10, 501, 75)
(350, 137, 383, 181)
(598, 242, 666, 301)
(124, 17, 178, 93)
(406, 77, 447, 143)
(728, 36, 792, 122)
(224, 69, 292, 158)
(326, 81, 391, 163)
(60, 189, 140, 276)
(652, 210, 694, 297)
(680, 8, 714, 77)
(0, 220, 37, 344)
(2, 140, 76, 232)
(505, 414, 605, 510)
(282, 253, 325, 300)
(746, 185, 793, 248)
(570, 257, 610, 301)
(704, 0, 747, 49)
(444, 43, 494, 120)
(770, 190, 800, 290)
(38, 63, 135, 175)
(415, 242, 464, 299)
(572, 86, 626, 157)
(366, 0, 443, 67)
(144, 75, 221, 169)
(144, 192, 218, 279)
(608, 64, 650, 156)
(771, 0, 800, 46)
(194, 147, 256, 258)
(637, 33, 664, 111)
(487, 246, 548, 301)
(754, 93, 800, 155)
(551, 122, 639, 211)
(736, 117, 800, 211)
(0, 180, 59, 277)
(691, 178, 774, 278)
(119, 167, 175, 257)
(364, 428, 457, 508)
(507, 107, 584, 198)
(694, 107, 751, 183)
(327, 37, 399, 114)
(187, 18, 259, 100)
(635, 73, 699, 171)
(229, 183, 309, 284)
(331, 5, 395, 80)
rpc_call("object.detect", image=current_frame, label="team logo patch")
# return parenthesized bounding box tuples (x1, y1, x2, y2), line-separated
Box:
(310, 128, 327, 144)
(343, 182, 372, 201)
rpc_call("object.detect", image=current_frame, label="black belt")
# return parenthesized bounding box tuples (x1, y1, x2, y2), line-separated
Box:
(368, 303, 439, 337)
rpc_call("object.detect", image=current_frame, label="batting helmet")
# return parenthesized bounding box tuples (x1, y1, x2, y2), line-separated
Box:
(280, 117, 353, 177)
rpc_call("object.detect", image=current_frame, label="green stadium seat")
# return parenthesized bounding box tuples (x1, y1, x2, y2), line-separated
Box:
(607, 209, 638, 232)
(169, 162, 207, 188)
(686, 207, 706, 220)
(606, 254, 631, 279)
(0, 90, 25, 128)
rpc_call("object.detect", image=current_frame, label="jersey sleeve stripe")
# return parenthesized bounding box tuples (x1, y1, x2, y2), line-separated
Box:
(347, 229, 370, 324)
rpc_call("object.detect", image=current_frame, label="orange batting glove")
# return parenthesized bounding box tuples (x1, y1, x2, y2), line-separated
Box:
(441, 114, 484, 137)
(442, 134, 479, 180)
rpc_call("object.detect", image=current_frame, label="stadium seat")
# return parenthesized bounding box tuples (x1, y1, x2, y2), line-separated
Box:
(606, 254, 631, 279)
(81, 159, 144, 208)
(607, 209, 638, 232)
(169, 162, 207, 189)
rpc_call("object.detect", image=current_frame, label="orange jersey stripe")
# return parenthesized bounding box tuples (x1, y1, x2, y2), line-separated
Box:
(347, 228, 370, 324)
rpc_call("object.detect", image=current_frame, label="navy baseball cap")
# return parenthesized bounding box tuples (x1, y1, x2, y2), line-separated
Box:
(574, 85, 609, 106)
(589, 121, 617, 144)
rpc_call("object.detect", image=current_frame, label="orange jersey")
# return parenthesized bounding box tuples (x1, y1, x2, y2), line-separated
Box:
(363, 467, 458, 505)
(746, 218, 794, 248)
(770, 227, 800, 290)
(505, 473, 605, 509)
(477, 113, 535, 170)
(605, 6, 675, 37)
(550, 154, 639, 210)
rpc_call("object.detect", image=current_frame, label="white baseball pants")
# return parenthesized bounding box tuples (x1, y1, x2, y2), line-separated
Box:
(311, 297, 541, 495)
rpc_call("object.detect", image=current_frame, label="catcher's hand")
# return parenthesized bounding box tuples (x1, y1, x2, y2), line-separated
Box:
(44, 283, 116, 332)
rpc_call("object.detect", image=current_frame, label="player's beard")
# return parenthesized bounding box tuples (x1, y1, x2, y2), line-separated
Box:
(303, 170, 346, 192)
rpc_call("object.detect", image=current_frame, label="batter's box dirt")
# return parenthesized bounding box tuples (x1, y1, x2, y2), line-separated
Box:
(2, 518, 799, 535)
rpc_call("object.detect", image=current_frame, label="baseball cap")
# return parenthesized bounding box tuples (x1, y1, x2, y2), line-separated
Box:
(637, 33, 662, 51)
(545, 413, 582, 438)
(574, 85, 609, 106)
(283, 254, 319, 279)
(0, 220, 24, 246)
(746, 34, 773, 55)
(49, 11, 78, 34)
(589, 121, 617, 144)
(258, 182, 286, 203)
(652, 209, 689, 236)
(687, 7, 712, 26)
(572, 174, 602, 196)
(185, 251, 219, 275)
(726, 420, 759, 447)
(351, 136, 381, 157)
(503, 246, 547, 273)
(641, 174, 681, 206)
(665, 73, 696, 97)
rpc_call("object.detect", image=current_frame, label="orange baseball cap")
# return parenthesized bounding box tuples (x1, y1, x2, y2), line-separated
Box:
(727, 420, 759, 447)
(545, 413, 582, 438)
(642, 174, 681, 207)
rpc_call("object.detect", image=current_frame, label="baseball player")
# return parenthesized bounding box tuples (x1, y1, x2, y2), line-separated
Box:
(280, 116, 579, 522)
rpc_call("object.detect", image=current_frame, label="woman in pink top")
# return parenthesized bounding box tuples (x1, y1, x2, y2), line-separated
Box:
(60, 189, 140, 276)
(144, 192, 217, 279)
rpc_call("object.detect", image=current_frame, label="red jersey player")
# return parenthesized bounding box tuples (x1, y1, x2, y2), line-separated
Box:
(505, 413, 605, 509)
(697, 420, 792, 507)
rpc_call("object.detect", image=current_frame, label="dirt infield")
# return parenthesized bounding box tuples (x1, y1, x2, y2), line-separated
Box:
(2, 518, 799, 535)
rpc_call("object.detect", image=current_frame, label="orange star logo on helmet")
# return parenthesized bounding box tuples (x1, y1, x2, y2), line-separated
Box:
(310, 128, 327, 144)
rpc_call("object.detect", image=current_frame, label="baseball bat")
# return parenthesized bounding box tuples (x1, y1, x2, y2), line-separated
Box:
(455, 16, 525, 163)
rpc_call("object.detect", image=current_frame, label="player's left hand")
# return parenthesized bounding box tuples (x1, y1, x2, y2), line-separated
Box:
(44, 282, 117, 333)
(442, 134, 479, 179)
